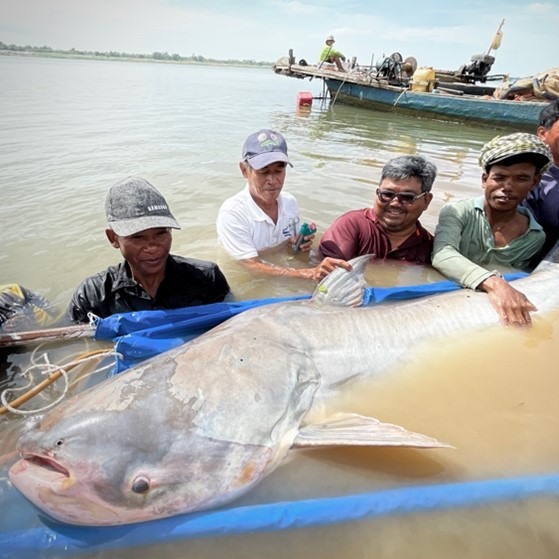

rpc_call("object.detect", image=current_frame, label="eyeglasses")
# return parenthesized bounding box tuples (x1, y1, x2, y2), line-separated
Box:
(376, 188, 427, 206)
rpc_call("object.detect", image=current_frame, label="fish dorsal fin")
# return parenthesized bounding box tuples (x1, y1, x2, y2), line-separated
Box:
(311, 255, 370, 307)
(292, 412, 452, 449)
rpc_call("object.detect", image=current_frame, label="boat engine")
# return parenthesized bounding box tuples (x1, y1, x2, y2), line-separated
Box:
(456, 53, 495, 83)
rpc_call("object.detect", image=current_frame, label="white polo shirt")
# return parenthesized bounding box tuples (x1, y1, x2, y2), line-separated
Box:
(216, 185, 300, 260)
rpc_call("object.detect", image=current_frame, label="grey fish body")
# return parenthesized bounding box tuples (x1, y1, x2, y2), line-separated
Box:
(9, 244, 559, 526)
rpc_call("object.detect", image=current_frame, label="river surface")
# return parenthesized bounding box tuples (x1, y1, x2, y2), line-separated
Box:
(1, 55, 558, 558)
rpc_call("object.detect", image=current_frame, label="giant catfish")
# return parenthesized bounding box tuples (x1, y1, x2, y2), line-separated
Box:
(9, 242, 559, 526)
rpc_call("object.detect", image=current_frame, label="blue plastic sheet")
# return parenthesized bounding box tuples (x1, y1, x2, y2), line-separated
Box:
(2, 473, 558, 558)
(94, 273, 527, 373)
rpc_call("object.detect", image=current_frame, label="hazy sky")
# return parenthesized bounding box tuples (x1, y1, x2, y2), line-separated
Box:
(1, 0, 557, 76)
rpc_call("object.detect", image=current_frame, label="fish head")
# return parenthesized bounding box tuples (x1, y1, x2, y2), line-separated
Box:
(8, 367, 275, 526)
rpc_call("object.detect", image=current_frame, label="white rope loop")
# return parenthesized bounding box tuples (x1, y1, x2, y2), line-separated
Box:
(1, 349, 116, 415)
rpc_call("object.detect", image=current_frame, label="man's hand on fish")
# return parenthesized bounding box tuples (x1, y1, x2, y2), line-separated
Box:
(308, 257, 352, 281)
(481, 274, 537, 327)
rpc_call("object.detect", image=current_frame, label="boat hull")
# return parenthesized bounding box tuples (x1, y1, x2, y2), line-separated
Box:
(325, 78, 542, 128)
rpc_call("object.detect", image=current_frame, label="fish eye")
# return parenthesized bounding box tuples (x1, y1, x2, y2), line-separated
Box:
(131, 476, 151, 494)
(55, 439, 64, 447)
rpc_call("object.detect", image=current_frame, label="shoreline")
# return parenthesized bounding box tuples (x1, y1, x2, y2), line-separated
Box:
(0, 49, 272, 69)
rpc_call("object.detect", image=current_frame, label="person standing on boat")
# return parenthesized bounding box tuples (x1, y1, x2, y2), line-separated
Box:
(67, 177, 230, 323)
(432, 133, 551, 327)
(319, 35, 346, 72)
(318, 155, 436, 264)
(521, 100, 559, 257)
(216, 129, 350, 281)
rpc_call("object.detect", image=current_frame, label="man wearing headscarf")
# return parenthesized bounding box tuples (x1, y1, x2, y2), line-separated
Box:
(432, 132, 552, 327)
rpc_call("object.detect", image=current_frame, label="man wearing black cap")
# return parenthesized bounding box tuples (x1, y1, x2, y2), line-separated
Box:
(67, 177, 230, 323)
(432, 132, 551, 327)
(216, 129, 350, 281)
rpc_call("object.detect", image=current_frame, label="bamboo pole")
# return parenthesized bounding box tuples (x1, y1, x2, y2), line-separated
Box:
(0, 324, 95, 349)
(0, 349, 110, 415)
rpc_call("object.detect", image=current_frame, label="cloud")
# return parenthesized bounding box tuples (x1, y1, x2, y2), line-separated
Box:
(526, 2, 558, 14)
(267, 0, 322, 15)
(0, 0, 556, 74)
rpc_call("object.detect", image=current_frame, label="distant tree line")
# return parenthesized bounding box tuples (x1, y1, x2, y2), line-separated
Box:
(0, 41, 272, 67)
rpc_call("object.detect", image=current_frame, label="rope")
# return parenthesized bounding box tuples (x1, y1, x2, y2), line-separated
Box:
(0, 348, 116, 416)
(393, 88, 408, 106)
(330, 71, 352, 107)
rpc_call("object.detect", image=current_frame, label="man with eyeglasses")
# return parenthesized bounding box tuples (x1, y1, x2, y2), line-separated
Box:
(318, 155, 436, 264)
(432, 133, 551, 327)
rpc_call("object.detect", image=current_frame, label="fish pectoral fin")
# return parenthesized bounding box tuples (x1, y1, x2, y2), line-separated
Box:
(292, 412, 453, 449)
(311, 255, 370, 307)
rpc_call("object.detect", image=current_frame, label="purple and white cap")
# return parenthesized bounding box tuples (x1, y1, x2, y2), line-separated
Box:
(242, 129, 293, 170)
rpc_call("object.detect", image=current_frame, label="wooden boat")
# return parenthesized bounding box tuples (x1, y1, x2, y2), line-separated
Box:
(274, 19, 552, 130)
(273, 54, 549, 129)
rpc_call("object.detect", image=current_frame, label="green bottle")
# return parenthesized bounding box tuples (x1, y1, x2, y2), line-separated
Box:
(293, 222, 317, 251)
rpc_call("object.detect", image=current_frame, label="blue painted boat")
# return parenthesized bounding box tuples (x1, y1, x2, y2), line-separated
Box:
(323, 76, 545, 128)
(273, 59, 549, 129)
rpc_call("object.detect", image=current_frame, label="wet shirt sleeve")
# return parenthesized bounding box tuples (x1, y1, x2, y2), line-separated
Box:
(432, 203, 495, 289)
(319, 213, 361, 260)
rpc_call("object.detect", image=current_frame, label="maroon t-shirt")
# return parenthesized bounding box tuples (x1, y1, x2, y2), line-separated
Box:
(318, 208, 433, 263)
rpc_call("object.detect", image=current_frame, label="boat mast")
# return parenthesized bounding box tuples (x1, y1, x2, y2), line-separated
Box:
(486, 18, 505, 56)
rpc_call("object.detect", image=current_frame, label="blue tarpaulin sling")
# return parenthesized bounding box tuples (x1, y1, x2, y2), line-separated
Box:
(2, 473, 559, 558)
(94, 273, 527, 373)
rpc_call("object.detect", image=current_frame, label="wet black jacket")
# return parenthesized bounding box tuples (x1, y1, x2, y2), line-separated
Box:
(67, 255, 230, 323)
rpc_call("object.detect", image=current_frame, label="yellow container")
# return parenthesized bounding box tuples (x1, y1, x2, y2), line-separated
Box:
(410, 66, 436, 92)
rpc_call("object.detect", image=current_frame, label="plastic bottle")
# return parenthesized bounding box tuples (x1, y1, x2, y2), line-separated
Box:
(293, 222, 317, 251)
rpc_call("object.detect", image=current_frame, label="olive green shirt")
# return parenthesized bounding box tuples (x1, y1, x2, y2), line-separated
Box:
(432, 196, 545, 289)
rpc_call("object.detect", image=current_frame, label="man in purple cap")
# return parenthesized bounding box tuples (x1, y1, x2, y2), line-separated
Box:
(216, 129, 350, 280)
(68, 176, 230, 323)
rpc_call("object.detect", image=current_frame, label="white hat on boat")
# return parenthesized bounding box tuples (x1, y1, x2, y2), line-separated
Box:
(326, 35, 335, 43)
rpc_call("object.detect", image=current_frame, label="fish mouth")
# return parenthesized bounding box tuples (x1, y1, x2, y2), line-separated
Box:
(10, 453, 71, 484)
(24, 454, 71, 477)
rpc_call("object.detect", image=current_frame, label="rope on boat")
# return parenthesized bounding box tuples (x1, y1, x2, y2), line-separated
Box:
(330, 71, 352, 107)
(393, 88, 408, 106)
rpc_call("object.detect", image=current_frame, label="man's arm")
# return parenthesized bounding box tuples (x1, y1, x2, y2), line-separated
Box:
(318, 215, 358, 261)
(432, 204, 494, 288)
(238, 256, 351, 281)
(66, 275, 111, 324)
(217, 201, 351, 280)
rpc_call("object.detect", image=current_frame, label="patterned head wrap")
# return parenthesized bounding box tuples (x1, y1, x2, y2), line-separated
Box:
(479, 132, 551, 173)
